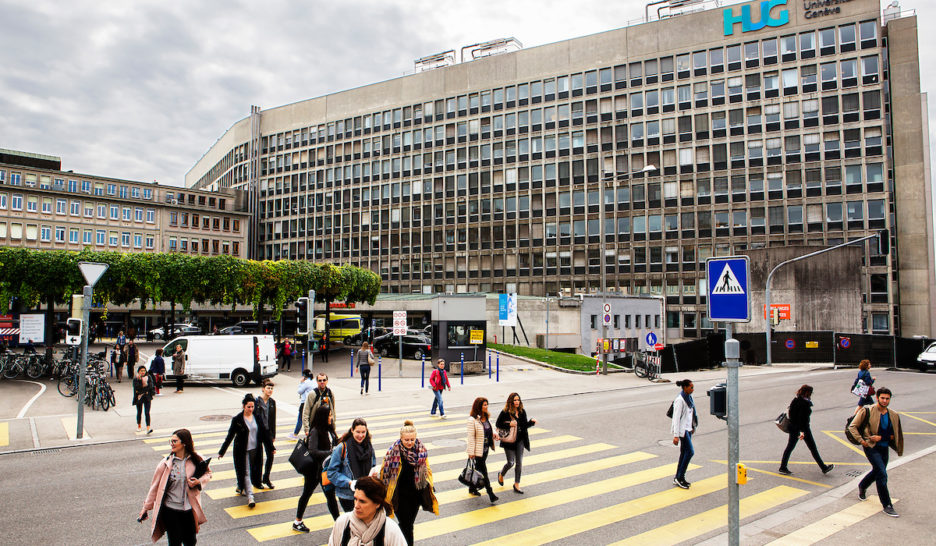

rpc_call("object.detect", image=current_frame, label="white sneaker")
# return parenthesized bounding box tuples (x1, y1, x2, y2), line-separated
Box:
(440, 414, 447, 419)
(287, 434, 298, 440)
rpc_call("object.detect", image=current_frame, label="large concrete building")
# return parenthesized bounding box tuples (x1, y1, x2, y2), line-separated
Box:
(186, 0, 935, 340)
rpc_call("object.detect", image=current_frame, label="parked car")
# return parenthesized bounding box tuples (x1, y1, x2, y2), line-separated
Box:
(372, 333, 431, 360)
(343, 327, 388, 347)
(149, 323, 201, 340)
(422, 325, 432, 337)
(146, 334, 277, 387)
(917, 342, 936, 372)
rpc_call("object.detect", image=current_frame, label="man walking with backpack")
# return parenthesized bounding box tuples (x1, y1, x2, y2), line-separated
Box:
(429, 359, 451, 418)
(848, 387, 903, 517)
(302, 373, 337, 443)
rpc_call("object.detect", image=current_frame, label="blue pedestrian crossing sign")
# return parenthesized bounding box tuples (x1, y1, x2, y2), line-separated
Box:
(706, 256, 751, 322)
(646, 332, 657, 346)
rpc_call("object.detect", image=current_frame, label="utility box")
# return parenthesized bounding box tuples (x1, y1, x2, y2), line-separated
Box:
(708, 382, 727, 420)
(431, 295, 487, 372)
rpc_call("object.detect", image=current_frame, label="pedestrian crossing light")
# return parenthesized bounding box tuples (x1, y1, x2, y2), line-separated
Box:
(737, 463, 748, 485)
(66, 318, 83, 346)
(295, 297, 310, 336)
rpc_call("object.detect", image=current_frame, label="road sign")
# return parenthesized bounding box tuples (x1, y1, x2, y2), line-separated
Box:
(603, 313, 612, 325)
(839, 337, 851, 349)
(654, 342, 664, 351)
(762, 304, 791, 320)
(706, 256, 751, 322)
(392, 311, 407, 335)
(805, 341, 819, 349)
(469, 329, 483, 344)
(785, 339, 795, 349)
(603, 303, 611, 313)
(646, 332, 657, 346)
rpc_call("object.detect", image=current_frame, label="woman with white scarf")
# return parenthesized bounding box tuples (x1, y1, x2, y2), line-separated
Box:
(328, 476, 406, 546)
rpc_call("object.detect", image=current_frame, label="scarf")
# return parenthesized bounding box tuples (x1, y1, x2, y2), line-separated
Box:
(381, 439, 428, 488)
(347, 509, 387, 546)
(681, 390, 695, 409)
(349, 438, 373, 479)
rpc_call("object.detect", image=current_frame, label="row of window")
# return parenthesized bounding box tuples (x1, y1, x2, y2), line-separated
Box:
(0, 222, 156, 249)
(0, 169, 156, 201)
(166, 237, 239, 255)
(0, 193, 158, 223)
(167, 210, 241, 232)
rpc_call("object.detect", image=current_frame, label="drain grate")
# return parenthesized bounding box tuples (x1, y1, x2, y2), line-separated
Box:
(30, 449, 62, 455)
(845, 469, 864, 477)
(200, 415, 232, 422)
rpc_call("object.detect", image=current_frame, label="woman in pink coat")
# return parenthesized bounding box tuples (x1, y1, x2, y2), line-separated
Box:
(139, 429, 212, 545)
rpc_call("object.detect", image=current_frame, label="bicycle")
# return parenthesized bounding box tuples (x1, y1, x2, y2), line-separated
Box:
(633, 352, 661, 381)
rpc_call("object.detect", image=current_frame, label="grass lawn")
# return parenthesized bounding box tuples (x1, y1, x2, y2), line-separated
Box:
(489, 343, 623, 372)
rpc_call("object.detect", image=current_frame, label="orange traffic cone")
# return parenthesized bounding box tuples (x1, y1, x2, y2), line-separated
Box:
(595, 354, 600, 375)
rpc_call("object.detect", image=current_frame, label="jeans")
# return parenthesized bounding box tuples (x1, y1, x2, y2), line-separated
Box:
(859, 444, 892, 507)
(501, 444, 524, 484)
(293, 403, 304, 435)
(236, 448, 261, 496)
(359, 365, 371, 393)
(261, 441, 275, 483)
(780, 427, 826, 469)
(431, 389, 445, 416)
(675, 431, 694, 481)
(136, 399, 151, 427)
(175, 375, 184, 392)
(296, 472, 340, 520)
(159, 506, 196, 546)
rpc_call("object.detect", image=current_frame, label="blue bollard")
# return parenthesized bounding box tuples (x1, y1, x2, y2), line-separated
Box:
(460, 352, 464, 385)
(350, 349, 354, 377)
(496, 351, 500, 382)
(378, 355, 382, 392)
(421, 354, 425, 388)
(488, 350, 492, 379)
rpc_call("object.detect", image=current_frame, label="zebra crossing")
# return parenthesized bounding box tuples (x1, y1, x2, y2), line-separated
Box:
(139, 408, 903, 544)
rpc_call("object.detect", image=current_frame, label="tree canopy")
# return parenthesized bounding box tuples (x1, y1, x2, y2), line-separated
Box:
(0, 247, 381, 319)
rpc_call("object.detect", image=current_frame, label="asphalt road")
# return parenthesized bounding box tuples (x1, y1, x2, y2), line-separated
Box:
(1, 366, 933, 545)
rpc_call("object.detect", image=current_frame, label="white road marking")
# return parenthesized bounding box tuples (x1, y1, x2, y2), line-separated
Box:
(15, 380, 47, 419)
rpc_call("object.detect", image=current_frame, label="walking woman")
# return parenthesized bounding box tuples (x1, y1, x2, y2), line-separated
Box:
(133, 365, 156, 434)
(217, 394, 274, 509)
(778, 385, 834, 476)
(172, 344, 186, 393)
(671, 379, 697, 489)
(466, 397, 499, 503)
(293, 406, 339, 532)
(854, 359, 876, 412)
(379, 420, 439, 546)
(496, 393, 537, 494)
(327, 417, 377, 513)
(139, 429, 211, 545)
(356, 341, 375, 395)
(149, 348, 165, 396)
(116, 344, 127, 383)
(291, 370, 315, 440)
(327, 476, 407, 546)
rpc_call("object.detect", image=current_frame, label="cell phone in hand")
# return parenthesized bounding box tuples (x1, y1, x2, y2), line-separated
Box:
(137, 513, 148, 523)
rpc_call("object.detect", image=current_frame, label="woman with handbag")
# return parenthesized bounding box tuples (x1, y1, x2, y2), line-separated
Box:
(355, 342, 375, 395)
(853, 359, 876, 412)
(466, 397, 499, 503)
(327, 417, 376, 513)
(779, 385, 834, 476)
(133, 365, 156, 434)
(217, 394, 274, 509)
(671, 379, 697, 489)
(495, 392, 537, 494)
(379, 420, 438, 546)
(292, 405, 339, 532)
(139, 429, 211, 545)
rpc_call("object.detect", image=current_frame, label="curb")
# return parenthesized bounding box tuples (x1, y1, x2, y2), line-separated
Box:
(493, 351, 628, 375)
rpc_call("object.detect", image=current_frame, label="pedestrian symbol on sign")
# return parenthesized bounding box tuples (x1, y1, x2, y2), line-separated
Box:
(712, 264, 745, 295)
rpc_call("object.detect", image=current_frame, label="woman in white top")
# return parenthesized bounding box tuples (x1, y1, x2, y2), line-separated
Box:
(328, 476, 407, 546)
(671, 379, 697, 489)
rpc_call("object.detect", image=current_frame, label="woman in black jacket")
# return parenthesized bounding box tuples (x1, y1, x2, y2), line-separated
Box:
(217, 394, 275, 508)
(779, 385, 834, 476)
(132, 366, 156, 434)
(292, 405, 336, 533)
(495, 392, 537, 494)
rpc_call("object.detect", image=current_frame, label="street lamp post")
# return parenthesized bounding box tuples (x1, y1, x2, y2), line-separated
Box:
(600, 165, 656, 374)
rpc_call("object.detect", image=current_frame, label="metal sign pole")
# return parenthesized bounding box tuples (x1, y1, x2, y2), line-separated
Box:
(76, 285, 92, 439)
(725, 323, 740, 546)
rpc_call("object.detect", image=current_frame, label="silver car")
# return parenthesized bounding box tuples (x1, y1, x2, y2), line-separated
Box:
(917, 342, 936, 372)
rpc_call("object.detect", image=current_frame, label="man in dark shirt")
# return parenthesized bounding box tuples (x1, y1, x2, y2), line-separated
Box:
(254, 379, 277, 489)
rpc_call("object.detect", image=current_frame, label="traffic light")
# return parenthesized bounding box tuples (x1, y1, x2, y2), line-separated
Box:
(708, 382, 727, 420)
(66, 318, 83, 346)
(295, 297, 310, 336)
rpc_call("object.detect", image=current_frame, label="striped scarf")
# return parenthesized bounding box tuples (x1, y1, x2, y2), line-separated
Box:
(381, 438, 428, 488)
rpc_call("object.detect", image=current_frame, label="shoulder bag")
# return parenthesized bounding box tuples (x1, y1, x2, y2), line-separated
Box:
(497, 419, 517, 443)
(289, 437, 318, 475)
(851, 379, 869, 398)
(457, 458, 485, 489)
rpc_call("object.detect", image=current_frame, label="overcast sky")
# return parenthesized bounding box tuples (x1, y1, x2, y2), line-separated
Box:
(1, 0, 934, 187)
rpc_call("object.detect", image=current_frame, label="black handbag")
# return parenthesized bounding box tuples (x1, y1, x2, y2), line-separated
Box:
(457, 458, 485, 489)
(289, 438, 318, 475)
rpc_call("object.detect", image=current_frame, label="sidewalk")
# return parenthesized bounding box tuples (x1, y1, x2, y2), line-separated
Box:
(0, 347, 829, 454)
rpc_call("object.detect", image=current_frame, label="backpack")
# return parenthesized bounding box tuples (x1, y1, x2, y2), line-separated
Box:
(667, 398, 698, 427)
(341, 517, 385, 546)
(845, 406, 871, 445)
(312, 388, 331, 408)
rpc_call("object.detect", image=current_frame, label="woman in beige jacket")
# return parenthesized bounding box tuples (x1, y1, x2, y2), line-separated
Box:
(466, 397, 499, 503)
(139, 429, 211, 544)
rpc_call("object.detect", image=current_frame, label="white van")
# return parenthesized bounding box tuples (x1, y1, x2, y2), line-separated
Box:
(149, 335, 277, 387)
